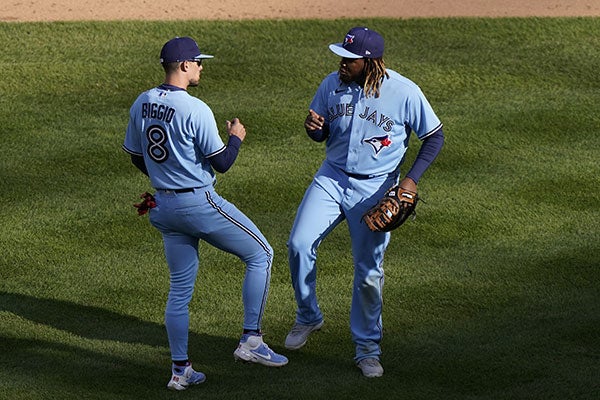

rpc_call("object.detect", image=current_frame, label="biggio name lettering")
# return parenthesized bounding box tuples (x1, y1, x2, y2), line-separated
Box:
(142, 103, 175, 123)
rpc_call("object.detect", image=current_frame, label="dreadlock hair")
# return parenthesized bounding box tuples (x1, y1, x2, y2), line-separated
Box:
(363, 58, 389, 98)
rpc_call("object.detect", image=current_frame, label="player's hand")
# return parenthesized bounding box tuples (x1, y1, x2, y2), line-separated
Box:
(399, 176, 417, 193)
(227, 118, 246, 141)
(304, 109, 325, 131)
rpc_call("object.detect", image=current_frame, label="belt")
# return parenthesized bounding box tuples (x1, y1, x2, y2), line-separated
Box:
(157, 188, 198, 193)
(345, 171, 395, 180)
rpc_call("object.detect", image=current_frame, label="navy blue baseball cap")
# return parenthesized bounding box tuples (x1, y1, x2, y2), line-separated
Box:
(160, 36, 214, 64)
(329, 27, 384, 59)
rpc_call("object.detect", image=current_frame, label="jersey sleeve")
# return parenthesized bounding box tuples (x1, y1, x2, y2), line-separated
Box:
(122, 99, 143, 155)
(191, 101, 226, 158)
(406, 86, 443, 140)
(309, 73, 336, 118)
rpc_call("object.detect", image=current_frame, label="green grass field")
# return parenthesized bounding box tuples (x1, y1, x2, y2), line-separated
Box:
(1, 17, 599, 399)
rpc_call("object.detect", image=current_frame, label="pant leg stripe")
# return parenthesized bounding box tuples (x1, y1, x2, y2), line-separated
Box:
(205, 191, 272, 256)
(205, 191, 271, 329)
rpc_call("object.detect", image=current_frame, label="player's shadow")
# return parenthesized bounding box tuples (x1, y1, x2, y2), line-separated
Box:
(0, 290, 170, 346)
(0, 290, 237, 395)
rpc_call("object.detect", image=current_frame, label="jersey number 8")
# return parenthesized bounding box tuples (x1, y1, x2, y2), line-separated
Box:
(146, 125, 169, 163)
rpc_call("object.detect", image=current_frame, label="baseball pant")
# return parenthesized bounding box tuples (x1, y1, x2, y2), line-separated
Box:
(287, 161, 397, 361)
(150, 187, 272, 361)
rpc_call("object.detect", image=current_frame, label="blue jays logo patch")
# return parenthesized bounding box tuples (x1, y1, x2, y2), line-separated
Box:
(363, 135, 392, 156)
(344, 34, 355, 45)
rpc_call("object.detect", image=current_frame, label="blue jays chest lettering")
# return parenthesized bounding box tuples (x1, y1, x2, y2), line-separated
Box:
(327, 103, 395, 156)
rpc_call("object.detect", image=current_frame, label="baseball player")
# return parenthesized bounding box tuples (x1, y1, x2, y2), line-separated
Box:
(284, 27, 445, 377)
(122, 36, 288, 391)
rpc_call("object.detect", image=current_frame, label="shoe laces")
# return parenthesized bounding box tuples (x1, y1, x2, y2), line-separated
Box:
(361, 358, 380, 368)
(255, 340, 272, 352)
(290, 324, 309, 334)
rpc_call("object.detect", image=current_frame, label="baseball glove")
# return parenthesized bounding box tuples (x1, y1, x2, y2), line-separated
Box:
(363, 186, 418, 232)
(133, 192, 156, 216)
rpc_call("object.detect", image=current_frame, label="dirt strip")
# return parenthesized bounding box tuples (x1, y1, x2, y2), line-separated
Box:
(1, 0, 598, 22)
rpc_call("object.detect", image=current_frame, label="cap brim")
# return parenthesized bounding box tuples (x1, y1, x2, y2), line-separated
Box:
(192, 54, 214, 60)
(328, 43, 362, 59)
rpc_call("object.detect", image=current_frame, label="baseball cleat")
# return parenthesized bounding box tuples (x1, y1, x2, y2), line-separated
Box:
(167, 363, 206, 391)
(357, 357, 384, 378)
(284, 320, 324, 350)
(233, 334, 289, 367)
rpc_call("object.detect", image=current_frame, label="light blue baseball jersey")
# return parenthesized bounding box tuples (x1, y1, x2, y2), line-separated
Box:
(289, 68, 443, 361)
(123, 85, 225, 189)
(123, 83, 274, 361)
(310, 69, 442, 177)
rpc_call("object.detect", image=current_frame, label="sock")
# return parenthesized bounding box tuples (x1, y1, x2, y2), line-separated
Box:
(173, 360, 190, 368)
(243, 329, 261, 336)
